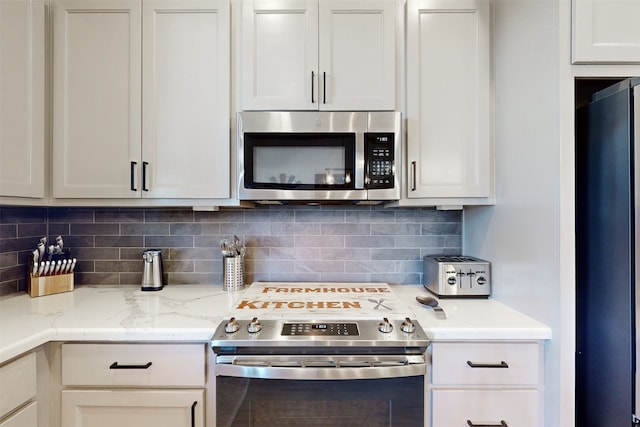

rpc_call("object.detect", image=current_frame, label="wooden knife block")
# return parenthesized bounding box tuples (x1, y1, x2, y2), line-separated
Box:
(28, 273, 74, 298)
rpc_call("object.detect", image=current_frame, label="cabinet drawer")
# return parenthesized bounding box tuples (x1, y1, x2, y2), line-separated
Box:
(0, 353, 36, 418)
(62, 343, 204, 387)
(0, 401, 37, 427)
(432, 389, 539, 427)
(431, 342, 540, 385)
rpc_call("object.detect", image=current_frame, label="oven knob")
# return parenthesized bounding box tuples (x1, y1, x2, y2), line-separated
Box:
(224, 317, 240, 334)
(378, 317, 393, 333)
(401, 317, 416, 333)
(247, 317, 262, 333)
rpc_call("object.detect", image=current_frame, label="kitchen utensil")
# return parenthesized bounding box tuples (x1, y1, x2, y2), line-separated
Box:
(141, 249, 164, 291)
(415, 295, 447, 319)
(37, 261, 45, 276)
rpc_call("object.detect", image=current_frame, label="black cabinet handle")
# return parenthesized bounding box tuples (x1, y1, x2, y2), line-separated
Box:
(411, 161, 417, 191)
(311, 71, 315, 103)
(466, 360, 509, 368)
(323, 71, 326, 104)
(191, 401, 197, 427)
(467, 420, 508, 427)
(109, 361, 152, 369)
(142, 161, 149, 191)
(130, 161, 137, 191)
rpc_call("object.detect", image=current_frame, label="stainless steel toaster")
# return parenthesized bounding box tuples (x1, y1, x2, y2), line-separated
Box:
(423, 255, 491, 298)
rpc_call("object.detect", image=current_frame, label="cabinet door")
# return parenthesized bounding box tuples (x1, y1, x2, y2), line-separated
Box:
(241, 0, 318, 110)
(0, 0, 45, 198)
(142, 0, 230, 198)
(52, 0, 142, 198)
(572, 0, 640, 63)
(61, 390, 204, 427)
(406, 0, 491, 199)
(318, 0, 395, 111)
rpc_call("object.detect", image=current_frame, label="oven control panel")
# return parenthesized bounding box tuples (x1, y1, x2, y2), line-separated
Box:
(282, 322, 359, 336)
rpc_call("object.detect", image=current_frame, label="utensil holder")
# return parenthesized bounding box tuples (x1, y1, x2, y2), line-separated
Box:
(28, 273, 74, 297)
(223, 256, 244, 291)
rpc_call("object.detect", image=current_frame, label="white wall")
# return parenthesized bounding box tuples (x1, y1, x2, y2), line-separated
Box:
(463, 1, 563, 425)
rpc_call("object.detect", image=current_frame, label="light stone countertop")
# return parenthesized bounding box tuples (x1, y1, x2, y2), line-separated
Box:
(0, 284, 551, 364)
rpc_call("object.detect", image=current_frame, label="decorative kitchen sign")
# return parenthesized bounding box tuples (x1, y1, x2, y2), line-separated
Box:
(230, 282, 414, 319)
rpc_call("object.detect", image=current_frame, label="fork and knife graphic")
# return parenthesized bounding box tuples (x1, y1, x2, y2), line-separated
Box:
(369, 298, 391, 310)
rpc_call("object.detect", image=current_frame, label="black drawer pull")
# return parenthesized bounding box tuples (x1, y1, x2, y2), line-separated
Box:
(466, 360, 509, 368)
(467, 421, 508, 427)
(109, 361, 152, 370)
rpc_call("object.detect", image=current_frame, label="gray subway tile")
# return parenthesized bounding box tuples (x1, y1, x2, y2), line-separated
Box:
(345, 235, 393, 248)
(371, 223, 420, 236)
(321, 223, 370, 236)
(371, 248, 421, 261)
(145, 209, 194, 223)
(295, 235, 344, 248)
(71, 223, 120, 236)
(270, 222, 320, 236)
(171, 223, 202, 236)
(144, 236, 193, 248)
(121, 223, 169, 236)
(295, 210, 345, 223)
(96, 235, 143, 248)
(320, 248, 370, 261)
(95, 209, 144, 223)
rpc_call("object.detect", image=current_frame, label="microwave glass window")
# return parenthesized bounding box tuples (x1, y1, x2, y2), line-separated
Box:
(244, 133, 356, 189)
(254, 146, 346, 185)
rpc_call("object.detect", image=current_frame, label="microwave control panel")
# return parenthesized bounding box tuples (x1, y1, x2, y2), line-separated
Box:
(365, 133, 394, 189)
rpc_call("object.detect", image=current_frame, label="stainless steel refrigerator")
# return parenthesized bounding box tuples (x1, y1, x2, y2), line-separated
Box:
(576, 77, 640, 426)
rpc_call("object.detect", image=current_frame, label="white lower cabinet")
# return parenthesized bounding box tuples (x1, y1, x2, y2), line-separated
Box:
(61, 390, 203, 427)
(0, 353, 37, 427)
(60, 343, 205, 427)
(429, 341, 543, 427)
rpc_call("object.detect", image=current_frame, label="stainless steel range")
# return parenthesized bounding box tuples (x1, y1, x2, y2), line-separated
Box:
(211, 282, 431, 427)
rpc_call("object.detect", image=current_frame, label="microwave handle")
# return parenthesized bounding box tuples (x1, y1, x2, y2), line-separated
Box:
(355, 133, 365, 189)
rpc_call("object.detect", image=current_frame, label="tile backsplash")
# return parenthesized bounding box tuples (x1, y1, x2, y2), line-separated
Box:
(0, 205, 462, 296)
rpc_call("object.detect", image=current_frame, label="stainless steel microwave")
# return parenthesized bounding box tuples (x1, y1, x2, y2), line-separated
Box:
(237, 111, 401, 202)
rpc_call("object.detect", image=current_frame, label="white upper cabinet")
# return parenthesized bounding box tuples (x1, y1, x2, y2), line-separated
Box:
(405, 0, 492, 203)
(53, 0, 142, 198)
(0, 0, 46, 199)
(53, 0, 230, 200)
(572, 0, 640, 64)
(142, 0, 230, 199)
(241, 0, 396, 111)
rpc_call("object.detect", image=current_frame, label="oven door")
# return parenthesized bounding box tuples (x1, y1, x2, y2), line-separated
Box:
(214, 354, 426, 427)
(237, 112, 367, 201)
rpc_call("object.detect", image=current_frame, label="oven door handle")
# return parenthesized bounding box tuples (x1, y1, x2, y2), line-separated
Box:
(214, 357, 426, 380)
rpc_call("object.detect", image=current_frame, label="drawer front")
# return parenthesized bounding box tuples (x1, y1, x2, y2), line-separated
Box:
(0, 401, 37, 427)
(431, 342, 540, 385)
(431, 389, 539, 427)
(62, 343, 205, 387)
(0, 353, 36, 418)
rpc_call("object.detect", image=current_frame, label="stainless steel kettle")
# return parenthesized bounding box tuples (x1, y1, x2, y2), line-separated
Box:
(141, 249, 164, 291)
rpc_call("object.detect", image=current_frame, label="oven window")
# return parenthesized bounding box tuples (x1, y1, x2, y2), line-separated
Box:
(244, 133, 355, 189)
(216, 376, 424, 427)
